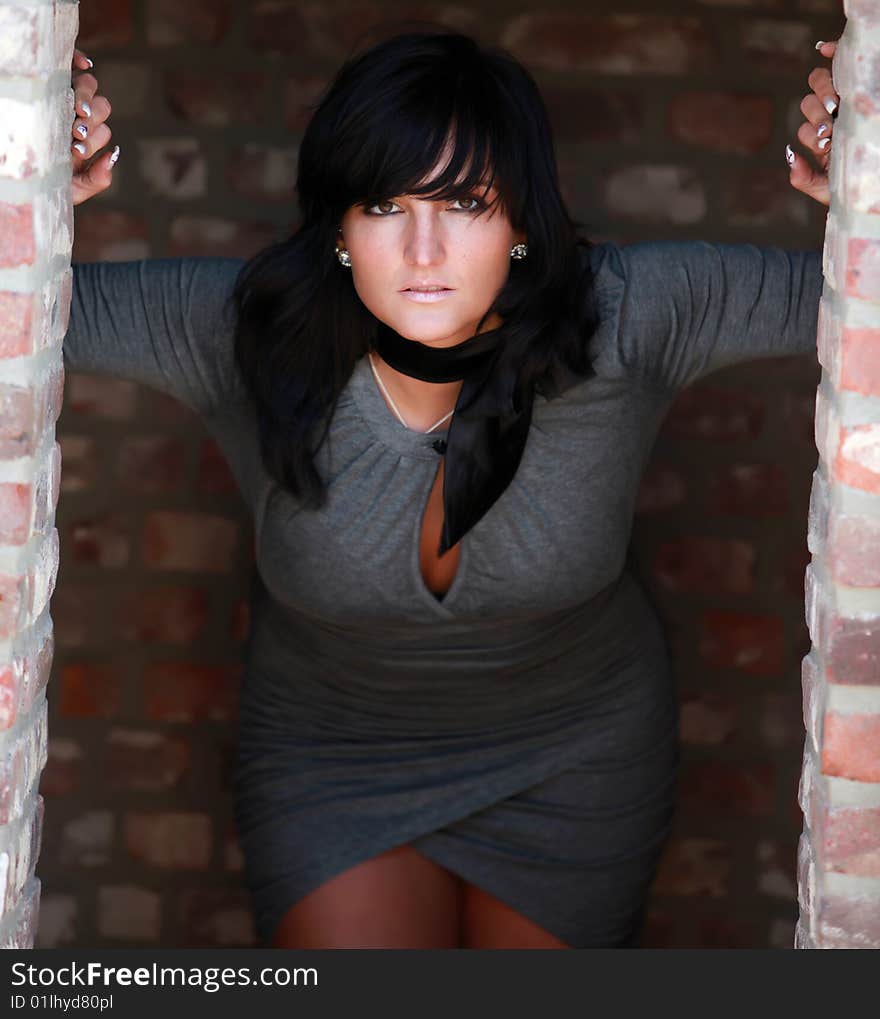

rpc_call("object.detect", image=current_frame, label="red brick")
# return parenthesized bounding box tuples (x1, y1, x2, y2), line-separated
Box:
(653, 837, 729, 898)
(59, 663, 121, 719)
(0, 202, 35, 268)
(759, 692, 803, 750)
(705, 463, 789, 516)
(116, 585, 209, 644)
(661, 387, 765, 441)
(138, 139, 207, 200)
(179, 889, 257, 945)
(603, 164, 706, 225)
(38, 739, 83, 798)
(50, 582, 101, 647)
(169, 216, 277, 259)
(839, 326, 880, 396)
(501, 14, 717, 73)
(67, 513, 130, 568)
(142, 512, 238, 573)
(0, 291, 34, 358)
(0, 484, 32, 545)
(165, 70, 268, 126)
(817, 891, 880, 949)
(197, 439, 239, 495)
(117, 435, 187, 494)
(679, 760, 776, 816)
(845, 239, 880, 302)
(57, 435, 99, 493)
(71, 210, 150, 263)
(226, 145, 298, 204)
(756, 839, 796, 900)
(822, 712, 880, 782)
(77, 0, 135, 48)
(653, 536, 756, 595)
(679, 692, 738, 745)
(827, 512, 880, 585)
(695, 911, 758, 949)
(740, 18, 813, 74)
(834, 423, 880, 495)
(0, 573, 25, 640)
(97, 886, 161, 941)
(143, 662, 241, 722)
(104, 728, 191, 791)
(246, 1, 311, 54)
(147, 0, 232, 46)
(698, 609, 785, 675)
(123, 811, 212, 869)
(541, 86, 646, 144)
(725, 166, 811, 228)
(668, 91, 773, 155)
(821, 805, 880, 877)
(59, 810, 114, 867)
(634, 464, 687, 514)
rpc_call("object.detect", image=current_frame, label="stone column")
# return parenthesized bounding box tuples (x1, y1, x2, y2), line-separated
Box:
(0, 0, 77, 947)
(800, 0, 880, 950)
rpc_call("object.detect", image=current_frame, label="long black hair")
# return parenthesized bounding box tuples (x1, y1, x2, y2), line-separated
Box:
(231, 27, 599, 508)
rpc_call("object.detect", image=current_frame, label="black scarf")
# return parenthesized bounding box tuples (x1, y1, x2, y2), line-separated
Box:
(373, 320, 534, 556)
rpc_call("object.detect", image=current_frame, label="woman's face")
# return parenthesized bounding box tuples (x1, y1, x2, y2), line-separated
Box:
(339, 174, 525, 348)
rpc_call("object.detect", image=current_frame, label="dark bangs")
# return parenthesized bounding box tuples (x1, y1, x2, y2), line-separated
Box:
(298, 32, 537, 232)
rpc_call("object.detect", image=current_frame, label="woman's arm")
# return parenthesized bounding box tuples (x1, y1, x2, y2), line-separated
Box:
(65, 257, 247, 416)
(585, 240, 823, 393)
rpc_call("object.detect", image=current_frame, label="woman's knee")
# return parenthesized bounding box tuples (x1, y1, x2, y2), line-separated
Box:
(270, 843, 463, 948)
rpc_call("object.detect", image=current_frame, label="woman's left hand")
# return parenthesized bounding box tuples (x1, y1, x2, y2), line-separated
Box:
(787, 39, 839, 207)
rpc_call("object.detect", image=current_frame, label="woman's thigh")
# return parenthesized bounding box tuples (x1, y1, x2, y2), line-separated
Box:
(270, 842, 464, 948)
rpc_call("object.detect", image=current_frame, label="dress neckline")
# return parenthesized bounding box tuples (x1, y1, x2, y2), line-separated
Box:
(348, 353, 450, 461)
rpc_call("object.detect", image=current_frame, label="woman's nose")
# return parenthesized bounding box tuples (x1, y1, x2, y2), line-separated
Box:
(403, 212, 445, 265)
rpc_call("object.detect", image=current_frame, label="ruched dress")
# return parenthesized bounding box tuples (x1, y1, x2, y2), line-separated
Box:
(62, 240, 824, 947)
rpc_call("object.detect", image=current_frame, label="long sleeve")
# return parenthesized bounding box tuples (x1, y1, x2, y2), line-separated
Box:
(583, 240, 824, 393)
(63, 256, 247, 417)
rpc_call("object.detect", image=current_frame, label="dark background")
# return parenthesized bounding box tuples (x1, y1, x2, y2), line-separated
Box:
(40, 0, 844, 947)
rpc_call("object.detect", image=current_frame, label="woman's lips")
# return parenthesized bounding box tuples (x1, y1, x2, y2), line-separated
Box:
(400, 287, 454, 303)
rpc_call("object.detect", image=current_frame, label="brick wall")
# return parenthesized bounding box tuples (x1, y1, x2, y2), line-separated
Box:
(0, 0, 78, 947)
(41, 0, 845, 948)
(798, 0, 880, 950)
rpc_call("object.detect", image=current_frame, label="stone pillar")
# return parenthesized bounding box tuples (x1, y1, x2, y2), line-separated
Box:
(800, 0, 880, 950)
(0, 0, 76, 947)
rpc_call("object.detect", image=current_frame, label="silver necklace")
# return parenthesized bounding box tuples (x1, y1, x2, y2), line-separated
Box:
(368, 351, 454, 434)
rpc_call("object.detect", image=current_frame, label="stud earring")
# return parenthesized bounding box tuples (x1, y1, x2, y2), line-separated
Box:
(337, 248, 352, 268)
(510, 243, 528, 260)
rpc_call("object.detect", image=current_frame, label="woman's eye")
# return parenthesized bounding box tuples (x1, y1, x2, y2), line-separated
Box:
(450, 196, 482, 212)
(366, 199, 401, 215)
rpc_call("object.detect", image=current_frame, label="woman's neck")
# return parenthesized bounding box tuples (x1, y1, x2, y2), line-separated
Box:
(370, 351, 463, 431)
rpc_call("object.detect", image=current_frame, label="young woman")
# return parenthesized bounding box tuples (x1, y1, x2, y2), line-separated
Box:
(65, 32, 838, 949)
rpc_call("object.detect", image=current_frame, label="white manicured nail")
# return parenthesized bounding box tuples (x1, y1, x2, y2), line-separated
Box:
(818, 137, 831, 150)
(785, 144, 795, 167)
(815, 41, 826, 51)
(85, 58, 94, 68)
(817, 123, 829, 138)
(824, 96, 838, 115)
(81, 101, 91, 117)
(72, 142, 86, 155)
(108, 144, 120, 167)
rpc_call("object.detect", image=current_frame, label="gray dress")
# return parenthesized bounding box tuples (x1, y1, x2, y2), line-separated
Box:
(63, 240, 823, 947)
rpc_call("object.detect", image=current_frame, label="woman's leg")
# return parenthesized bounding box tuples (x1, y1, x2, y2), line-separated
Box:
(459, 882, 572, 949)
(270, 843, 464, 948)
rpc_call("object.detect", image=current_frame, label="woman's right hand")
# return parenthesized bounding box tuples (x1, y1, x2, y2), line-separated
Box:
(70, 48, 118, 207)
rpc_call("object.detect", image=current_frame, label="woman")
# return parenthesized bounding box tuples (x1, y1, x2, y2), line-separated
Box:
(65, 31, 838, 949)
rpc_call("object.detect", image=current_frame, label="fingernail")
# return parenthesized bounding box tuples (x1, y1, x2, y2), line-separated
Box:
(85, 58, 94, 68)
(824, 96, 838, 116)
(785, 144, 795, 167)
(108, 144, 120, 167)
(76, 123, 88, 138)
(72, 142, 86, 155)
(81, 101, 91, 117)
(818, 137, 831, 150)
(815, 40, 826, 51)
(817, 123, 829, 138)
